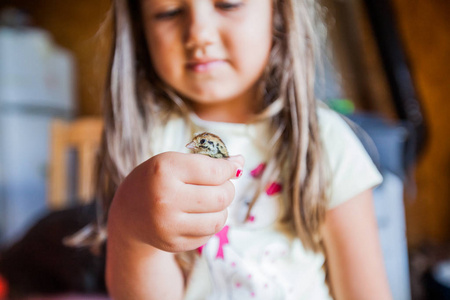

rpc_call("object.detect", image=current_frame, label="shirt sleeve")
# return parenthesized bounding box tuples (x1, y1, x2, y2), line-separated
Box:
(318, 108, 383, 209)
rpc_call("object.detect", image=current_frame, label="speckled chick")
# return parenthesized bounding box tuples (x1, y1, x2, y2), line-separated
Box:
(186, 132, 229, 158)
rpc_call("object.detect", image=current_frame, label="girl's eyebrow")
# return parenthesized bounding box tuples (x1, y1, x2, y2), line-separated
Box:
(144, 0, 183, 10)
(145, 0, 182, 4)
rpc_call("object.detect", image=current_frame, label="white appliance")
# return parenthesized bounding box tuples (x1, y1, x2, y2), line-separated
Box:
(0, 27, 76, 246)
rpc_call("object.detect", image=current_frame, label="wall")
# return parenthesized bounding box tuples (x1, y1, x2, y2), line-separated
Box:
(0, 0, 111, 116)
(389, 0, 450, 247)
(323, 0, 398, 119)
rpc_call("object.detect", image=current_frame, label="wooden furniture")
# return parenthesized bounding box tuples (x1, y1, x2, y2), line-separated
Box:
(48, 118, 103, 209)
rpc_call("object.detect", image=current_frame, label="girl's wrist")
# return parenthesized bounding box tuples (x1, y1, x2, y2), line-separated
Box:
(106, 211, 183, 299)
(107, 196, 169, 258)
(107, 201, 147, 252)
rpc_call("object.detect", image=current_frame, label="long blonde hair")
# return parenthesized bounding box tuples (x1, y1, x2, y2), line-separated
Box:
(97, 0, 328, 255)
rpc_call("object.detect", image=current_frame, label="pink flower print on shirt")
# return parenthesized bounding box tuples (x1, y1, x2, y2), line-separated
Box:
(266, 182, 282, 196)
(196, 225, 229, 259)
(250, 163, 266, 178)
(215, 225, 229, 259)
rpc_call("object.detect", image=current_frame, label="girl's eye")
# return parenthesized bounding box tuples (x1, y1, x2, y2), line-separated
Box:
(215, 2, 243, 11)
(154, 8, 183, 20)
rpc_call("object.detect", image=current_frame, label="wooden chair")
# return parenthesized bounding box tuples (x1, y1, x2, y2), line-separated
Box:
(48, 117, 103, 209)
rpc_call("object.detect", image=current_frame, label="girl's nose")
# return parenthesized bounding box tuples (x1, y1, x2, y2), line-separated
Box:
(184, 7, 217, 50)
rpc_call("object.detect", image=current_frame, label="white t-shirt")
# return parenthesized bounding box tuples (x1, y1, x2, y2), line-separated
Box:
(150, 107, 383, 300)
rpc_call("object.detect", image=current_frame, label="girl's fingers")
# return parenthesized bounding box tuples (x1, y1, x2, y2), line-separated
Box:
(226, 155, 245, 168)
(178, 210, 228, 237)
(166, 152, 244, 185)
(177, 180, 235, 213)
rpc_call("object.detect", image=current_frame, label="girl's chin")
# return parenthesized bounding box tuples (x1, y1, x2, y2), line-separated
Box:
(182, 92, 236, 105)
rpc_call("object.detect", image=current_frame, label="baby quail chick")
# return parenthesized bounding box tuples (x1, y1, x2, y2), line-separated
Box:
(186, 132, 229, 158)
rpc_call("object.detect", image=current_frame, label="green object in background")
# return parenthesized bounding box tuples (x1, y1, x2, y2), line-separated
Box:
(328, 99, 355, 115)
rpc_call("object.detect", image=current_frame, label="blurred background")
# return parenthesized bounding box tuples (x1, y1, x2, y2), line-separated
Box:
(0, 0, 449, 299)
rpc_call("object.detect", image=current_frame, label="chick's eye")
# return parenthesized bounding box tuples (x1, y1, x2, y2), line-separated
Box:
(200, 139, 206, 144)
(216, 1, 243, 11)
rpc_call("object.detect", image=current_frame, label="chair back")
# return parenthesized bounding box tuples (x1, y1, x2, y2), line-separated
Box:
(48, 118, 103, 209)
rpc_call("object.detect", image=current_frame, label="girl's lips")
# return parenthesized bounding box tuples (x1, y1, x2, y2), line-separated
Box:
(186, 60, 225, 72)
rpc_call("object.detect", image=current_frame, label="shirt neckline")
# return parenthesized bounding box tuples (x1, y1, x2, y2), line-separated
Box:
(188, 112, 271, 138)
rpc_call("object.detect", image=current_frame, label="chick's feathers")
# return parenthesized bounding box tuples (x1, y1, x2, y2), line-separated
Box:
(186, 132, 229, 158)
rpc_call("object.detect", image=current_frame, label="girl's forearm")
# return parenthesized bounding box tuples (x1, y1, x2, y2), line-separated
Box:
(106, 218, 184, 300)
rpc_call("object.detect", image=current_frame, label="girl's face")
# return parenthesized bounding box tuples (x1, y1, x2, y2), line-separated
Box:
(141, 0, 273, 122)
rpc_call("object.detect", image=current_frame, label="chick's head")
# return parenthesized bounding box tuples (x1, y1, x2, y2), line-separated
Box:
(186, 132, 229, 158)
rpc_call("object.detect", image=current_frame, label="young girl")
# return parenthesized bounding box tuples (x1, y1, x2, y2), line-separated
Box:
(99, 0, 393, 298)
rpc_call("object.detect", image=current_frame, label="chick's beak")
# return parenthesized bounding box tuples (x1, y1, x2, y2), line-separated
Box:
(186, 141, 196, 150)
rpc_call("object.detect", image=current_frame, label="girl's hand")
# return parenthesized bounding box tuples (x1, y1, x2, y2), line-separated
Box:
(108, 151, 244, 253)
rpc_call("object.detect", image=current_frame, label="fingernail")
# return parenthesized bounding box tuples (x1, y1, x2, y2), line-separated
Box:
(236, 169, 243, 178)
